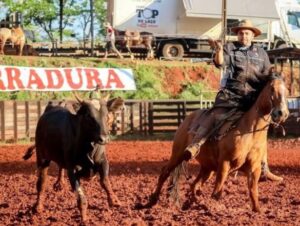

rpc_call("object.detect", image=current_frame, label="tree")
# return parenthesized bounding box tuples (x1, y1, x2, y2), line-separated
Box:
(2, 0, 82, 42)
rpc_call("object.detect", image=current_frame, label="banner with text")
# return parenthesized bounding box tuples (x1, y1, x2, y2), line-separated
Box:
(0, 65, 136, 91)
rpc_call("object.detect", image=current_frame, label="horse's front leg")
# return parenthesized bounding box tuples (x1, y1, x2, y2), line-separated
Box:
(67, 168, 88, 223)
(248, 166, 261, 212)
(211, 160, 230, 200)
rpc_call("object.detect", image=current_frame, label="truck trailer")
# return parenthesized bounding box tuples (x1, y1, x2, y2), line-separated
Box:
(107, 0, 300, 58)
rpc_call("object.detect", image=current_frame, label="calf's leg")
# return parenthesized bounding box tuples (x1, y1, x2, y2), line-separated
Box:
(53, 168, 65, 191)
(67, 169, 88, 222)
(34, 160, 50, 213)
(98, 153, 121, 207)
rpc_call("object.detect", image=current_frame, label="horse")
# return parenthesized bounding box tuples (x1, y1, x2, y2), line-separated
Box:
(115, 29, 154, 60)
(136, 76, 289, 212)
(0, 26, 25, 56)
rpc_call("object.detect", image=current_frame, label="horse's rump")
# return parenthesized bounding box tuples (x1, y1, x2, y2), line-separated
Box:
(11, 27, 25, 44)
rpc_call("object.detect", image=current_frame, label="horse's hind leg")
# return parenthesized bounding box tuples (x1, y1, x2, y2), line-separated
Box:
(248, 166, 261, 212)
(211, 161, 230, 200)
(191, 167, 213, 197)
(136, 152, 190, 209)
(34, 159, 50, 213)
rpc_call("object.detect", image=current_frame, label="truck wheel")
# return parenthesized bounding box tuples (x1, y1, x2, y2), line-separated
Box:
(162, 43, 184, 58)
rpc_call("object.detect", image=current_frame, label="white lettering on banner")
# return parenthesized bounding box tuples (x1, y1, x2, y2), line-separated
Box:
(0, 66, 136, 91)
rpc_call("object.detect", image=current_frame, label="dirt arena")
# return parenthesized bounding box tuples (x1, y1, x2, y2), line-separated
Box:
(0, 139, 299, 226)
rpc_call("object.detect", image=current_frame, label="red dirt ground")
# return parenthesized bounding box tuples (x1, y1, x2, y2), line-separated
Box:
(0, 139, 299, 226)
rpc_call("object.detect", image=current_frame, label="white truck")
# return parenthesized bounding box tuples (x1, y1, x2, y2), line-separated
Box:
(107, 0, 300, 58)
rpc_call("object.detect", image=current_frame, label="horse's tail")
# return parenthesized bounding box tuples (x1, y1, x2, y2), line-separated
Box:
(23, 144, 36, 160)
(167, 160, 189, 206)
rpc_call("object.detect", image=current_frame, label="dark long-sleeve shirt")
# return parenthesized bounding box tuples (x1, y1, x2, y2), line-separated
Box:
(214, 42, 271, 110)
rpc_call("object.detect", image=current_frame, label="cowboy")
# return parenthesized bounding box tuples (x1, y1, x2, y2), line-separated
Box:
(184, 20, 282, 181)
(103, 22, 123, 59)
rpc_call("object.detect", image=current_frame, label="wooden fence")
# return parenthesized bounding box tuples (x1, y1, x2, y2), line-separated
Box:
(0, 99, 299, 142)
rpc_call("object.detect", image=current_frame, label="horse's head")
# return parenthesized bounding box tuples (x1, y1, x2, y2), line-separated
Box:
(258, 75, 289, 124)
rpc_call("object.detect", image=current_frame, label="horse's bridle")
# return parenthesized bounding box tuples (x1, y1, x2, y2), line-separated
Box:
(256, 98, 286, 135)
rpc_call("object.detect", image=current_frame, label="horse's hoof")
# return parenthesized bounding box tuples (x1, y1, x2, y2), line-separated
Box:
(252, 206, 261, 213)
(108, 197, 121, 207)
(181, 200, 192, 211)
(134, 202, 145, 210)
(211, 192, 222, 200)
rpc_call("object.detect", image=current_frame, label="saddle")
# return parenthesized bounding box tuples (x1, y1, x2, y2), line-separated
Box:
(189, 107, 244, 141)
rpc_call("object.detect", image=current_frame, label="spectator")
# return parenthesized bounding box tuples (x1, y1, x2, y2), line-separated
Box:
(103, 22, 123, 59)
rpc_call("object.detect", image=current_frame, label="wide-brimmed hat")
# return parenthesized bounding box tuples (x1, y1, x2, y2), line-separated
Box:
(231, 19, 261, 37)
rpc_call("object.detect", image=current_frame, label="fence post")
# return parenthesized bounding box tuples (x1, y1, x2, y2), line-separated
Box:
(143, 102, 148, 135)
(129, 103, 134, 133)
(37, 100, 42, 118)
(177, 102, 181, 126)
(148, 102, 153, 135)
(25, 101, 30, 138)
(200, 94, 203, 109)
(0, 101, 5, 141)
(13, 101, 18, 142)
(121, 107, 125, 135)
(183, 100, 187, 121)
(139, 102, 143, 133)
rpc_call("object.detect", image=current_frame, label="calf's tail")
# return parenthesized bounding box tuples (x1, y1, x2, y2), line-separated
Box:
(23, 145, 36, 160)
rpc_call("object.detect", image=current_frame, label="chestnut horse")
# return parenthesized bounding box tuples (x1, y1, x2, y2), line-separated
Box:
(0, 26, 25, 56)
(137, 76, 289, 212)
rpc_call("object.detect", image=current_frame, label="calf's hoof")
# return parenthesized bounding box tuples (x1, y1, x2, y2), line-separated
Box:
(53, 182, 64, 192)
(33, 203, 42, 214)
(211, 192, 222, 200)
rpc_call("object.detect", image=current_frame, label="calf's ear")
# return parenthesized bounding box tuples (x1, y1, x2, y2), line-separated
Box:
(107, 97, 125, 113)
